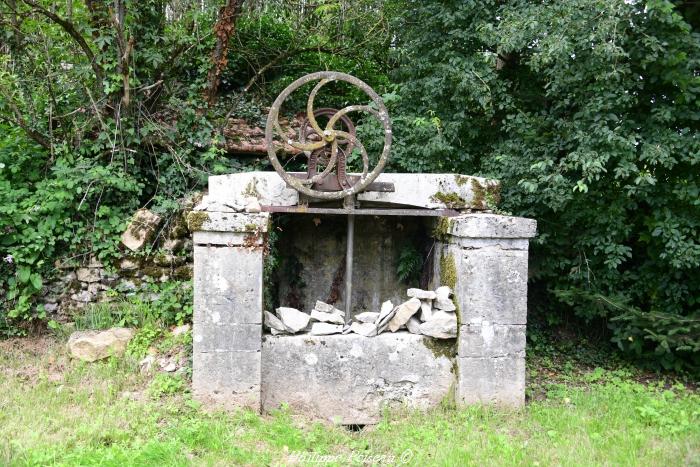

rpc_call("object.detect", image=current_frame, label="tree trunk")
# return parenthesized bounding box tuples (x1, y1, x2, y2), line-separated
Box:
(203, 0, 244, 106)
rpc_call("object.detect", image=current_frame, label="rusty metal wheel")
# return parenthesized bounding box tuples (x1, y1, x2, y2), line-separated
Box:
(265, 71, 392, 200)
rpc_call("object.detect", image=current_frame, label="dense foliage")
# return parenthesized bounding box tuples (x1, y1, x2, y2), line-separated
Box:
(1, 0, 698, 371)
(390, 0, 700, 371)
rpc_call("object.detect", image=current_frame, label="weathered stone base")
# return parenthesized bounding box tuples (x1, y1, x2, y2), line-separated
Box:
(456, 354, 525, 406)
(261, 333, 455, 424)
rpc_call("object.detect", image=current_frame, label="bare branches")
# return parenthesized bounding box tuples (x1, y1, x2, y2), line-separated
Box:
(204, 0, 245, 106)
(112, 0, 132, 111)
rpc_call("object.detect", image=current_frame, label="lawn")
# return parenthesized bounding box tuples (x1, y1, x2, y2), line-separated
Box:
(0, 334, 698, 466)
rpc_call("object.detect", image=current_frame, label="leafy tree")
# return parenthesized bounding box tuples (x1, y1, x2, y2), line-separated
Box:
(0, 0, 391, 332)
(390, 0, 700, 371)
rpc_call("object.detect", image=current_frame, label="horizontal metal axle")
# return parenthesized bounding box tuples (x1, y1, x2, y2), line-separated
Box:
(260, 206, 460, 217)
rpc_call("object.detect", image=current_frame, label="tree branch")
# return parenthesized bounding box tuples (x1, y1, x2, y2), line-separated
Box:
(20, 0, 104, 85)
(0, 100, 51, 149)
(242, 46, 345, 93)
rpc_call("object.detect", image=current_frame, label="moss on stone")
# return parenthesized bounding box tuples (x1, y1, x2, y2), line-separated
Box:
(439, 250, 460, 320)
(186, 211, 209, 232)
(172, 265, 193, 280)
(471, 179, 486, 209)
(472, 179, 501, 210)
(439, 251, 457, 291)
(140, 265, 166, 278)
(454, 175, 471, 186)
(432, 216, 451, 243)
(431, 191, 466, 209)
(485, 181, 502, 207)
(421, 336, 457, 360)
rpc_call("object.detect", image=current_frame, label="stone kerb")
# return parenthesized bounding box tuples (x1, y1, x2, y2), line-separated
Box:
(444, 214, 536, 407)
(188, 207, 269, 411)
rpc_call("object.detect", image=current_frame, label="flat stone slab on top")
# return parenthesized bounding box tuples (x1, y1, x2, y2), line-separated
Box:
(206, 171, 499, 210)
(261, 332, 455, 424)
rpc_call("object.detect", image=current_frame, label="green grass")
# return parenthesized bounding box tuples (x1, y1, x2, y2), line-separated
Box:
(0, 336, 698, 466)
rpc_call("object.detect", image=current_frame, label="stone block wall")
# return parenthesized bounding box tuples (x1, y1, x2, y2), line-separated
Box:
(190, 211, 269, 410)
(190, 183, 537, 418)
(435, 214, 536, 406)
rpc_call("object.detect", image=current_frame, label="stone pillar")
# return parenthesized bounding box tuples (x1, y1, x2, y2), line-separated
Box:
(439, 214, 536, 406)
(188, 210, 269, 410)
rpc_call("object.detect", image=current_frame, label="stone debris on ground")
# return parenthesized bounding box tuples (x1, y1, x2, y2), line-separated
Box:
(139, 354, 155, 374)
(434, 285, 456, 311)
(313, 300, 345, 316)
(67, 327, 135, 362)
(264, 310, 291, 335)
(264, 286, 456, 339)
(171, 324, 190, 336)
(419, 309, 458, 338)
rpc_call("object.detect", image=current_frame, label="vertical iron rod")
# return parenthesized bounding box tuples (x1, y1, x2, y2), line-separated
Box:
(345, 214, 354, 324)
(345, 196, 355, 324)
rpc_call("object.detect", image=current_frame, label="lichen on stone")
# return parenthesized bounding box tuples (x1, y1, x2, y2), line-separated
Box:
(454, 175, 471, 187)
(243, 180, 259, 198)
(186, 211, 209, 232)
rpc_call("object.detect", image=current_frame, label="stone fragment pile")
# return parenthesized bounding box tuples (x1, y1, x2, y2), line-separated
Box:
(264, 286, 457, 339)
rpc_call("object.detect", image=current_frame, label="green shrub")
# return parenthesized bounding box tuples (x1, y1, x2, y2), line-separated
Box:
(148, 373, 188, 399)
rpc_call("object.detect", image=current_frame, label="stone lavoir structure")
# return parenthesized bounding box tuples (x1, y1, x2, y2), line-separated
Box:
(188, 171, 536, 424)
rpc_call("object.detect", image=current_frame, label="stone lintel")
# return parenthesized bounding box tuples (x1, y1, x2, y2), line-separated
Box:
(456, 354, 525, 407)
(187, 211, 269, 233)
(208, 171, 500, 210)
(458, 323, 525, 358)
(448, 214, 536, 239)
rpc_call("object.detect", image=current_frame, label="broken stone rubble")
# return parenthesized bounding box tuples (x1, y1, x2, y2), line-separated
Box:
(263, 286, 457, 339)
(407, 288, 437, 300)
(387, 298, 421, 332)
(310, 322, 343, 335)
(310, 309, 345, 325)
(275, 307, 310, 333)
